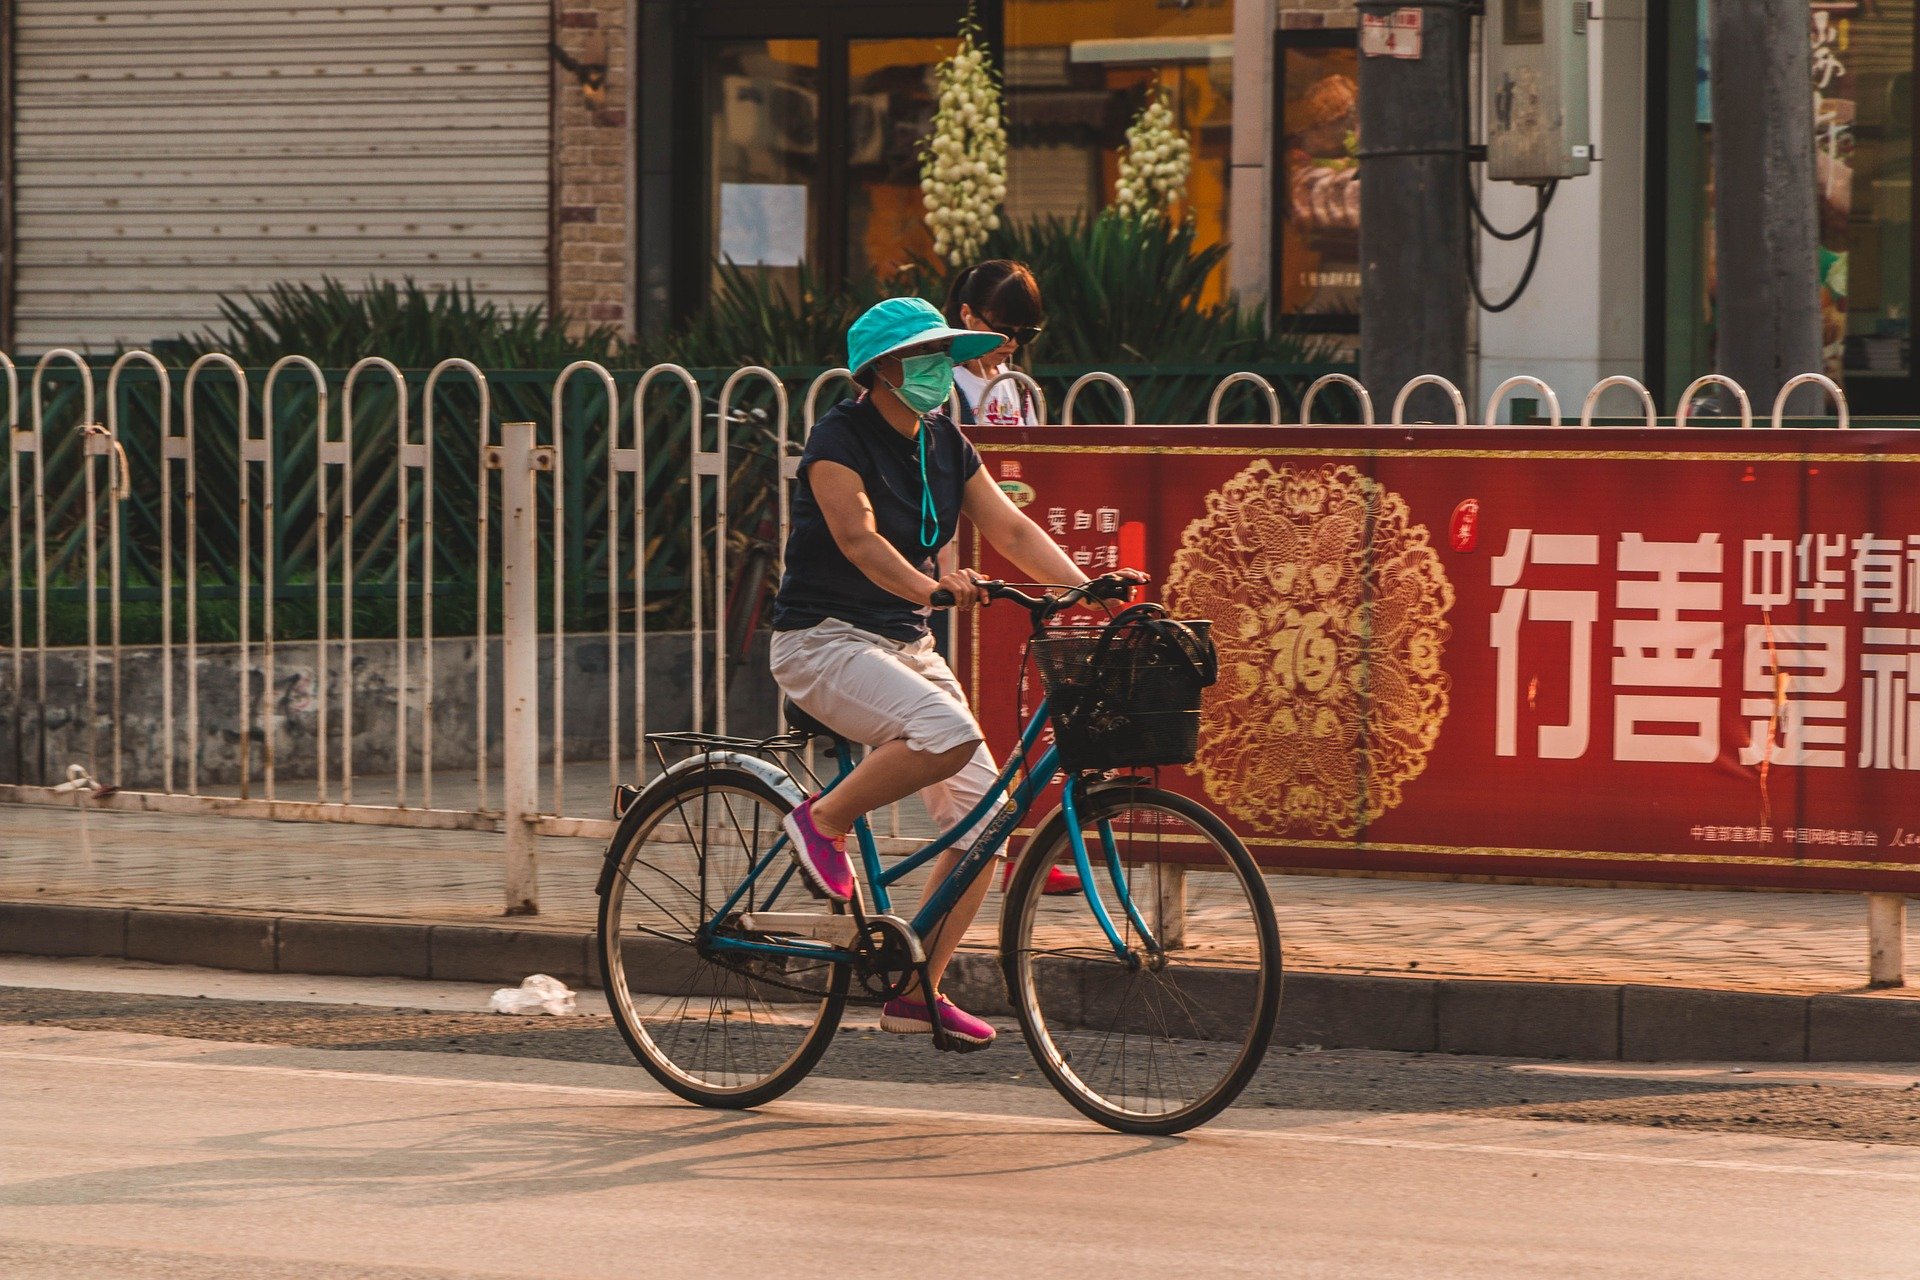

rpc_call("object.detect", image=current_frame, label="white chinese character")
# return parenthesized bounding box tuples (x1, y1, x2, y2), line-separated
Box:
(1490, 529, 1600, 759)
(1796, 534, 1847, 612)
(1852, 536, 1903, 613)
(1738, 624, 1847, 767)
(1908, 536, 1920, 614)
(1810, 14, 1845, 91)
(1095, 507, 1120, 534)
(1612, 533, 1724, 763)
(1046, 507, 1067, 536)
(1859, 627, 1920, 771)
(1096, 545, 1119, 570)
(1073, 509, 1093, 532)
(1072, 548, 1093, 568)
(1743, 534, 1794, 608)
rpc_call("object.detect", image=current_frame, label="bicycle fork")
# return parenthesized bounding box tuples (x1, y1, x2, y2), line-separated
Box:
(1060, 781, 1162, 967)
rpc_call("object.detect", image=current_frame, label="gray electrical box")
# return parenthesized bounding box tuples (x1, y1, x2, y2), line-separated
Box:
(1486, 0, 1592, 182)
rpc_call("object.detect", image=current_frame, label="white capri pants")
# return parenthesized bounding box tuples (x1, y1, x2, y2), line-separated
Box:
(769, 618, 1004, 850)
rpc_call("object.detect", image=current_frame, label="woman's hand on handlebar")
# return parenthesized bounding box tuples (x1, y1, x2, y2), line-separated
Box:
(1071, 568, 1151, 608)
(926, 568, 988, 610)
(930, 568, 1151, 612)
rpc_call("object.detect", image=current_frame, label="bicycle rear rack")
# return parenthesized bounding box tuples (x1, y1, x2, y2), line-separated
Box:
(634, 728, 831, 807)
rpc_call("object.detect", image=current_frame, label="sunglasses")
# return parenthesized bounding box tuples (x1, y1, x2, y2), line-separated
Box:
(992, 322, 1043, 349)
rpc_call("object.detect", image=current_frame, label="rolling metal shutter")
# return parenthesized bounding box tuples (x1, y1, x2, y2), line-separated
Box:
(12, 0, 551, 351)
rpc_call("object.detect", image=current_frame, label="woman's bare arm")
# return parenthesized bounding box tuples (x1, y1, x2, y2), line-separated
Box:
(811, 460, 982, 606)
(960, 468, 1086, 585)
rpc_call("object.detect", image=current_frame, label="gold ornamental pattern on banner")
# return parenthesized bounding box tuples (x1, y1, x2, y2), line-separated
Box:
(1164, 461, 1455, 837)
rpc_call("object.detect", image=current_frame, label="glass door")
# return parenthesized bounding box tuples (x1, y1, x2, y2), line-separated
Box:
(847, 37, 950, 284)
(707, 40, 821, 296)
(686, 4, 969, 309)
(1831, 0, 1916, 412)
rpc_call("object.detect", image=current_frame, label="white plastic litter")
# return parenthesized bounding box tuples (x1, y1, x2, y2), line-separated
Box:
(488, 974, 576, 1016)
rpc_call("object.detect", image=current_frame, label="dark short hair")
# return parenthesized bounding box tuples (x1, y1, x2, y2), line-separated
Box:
(943, 259, 1044, 330)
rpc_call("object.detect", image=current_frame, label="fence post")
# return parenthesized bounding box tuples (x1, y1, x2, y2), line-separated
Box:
(496, 420, 546, 915)
(1868, 893, 1906, 988)
(1154, 863, 1188, 950)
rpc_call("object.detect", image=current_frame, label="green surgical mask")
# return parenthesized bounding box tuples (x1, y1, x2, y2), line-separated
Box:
(892, 353, 955, 415)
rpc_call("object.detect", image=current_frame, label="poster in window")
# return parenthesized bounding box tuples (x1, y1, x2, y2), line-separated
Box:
(1278, 43, 1361, 324)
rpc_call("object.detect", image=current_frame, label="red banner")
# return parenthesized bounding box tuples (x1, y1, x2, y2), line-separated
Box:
(959, 425, 1920, 892)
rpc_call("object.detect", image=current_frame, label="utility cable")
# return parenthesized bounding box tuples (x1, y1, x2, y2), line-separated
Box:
(1469, 175, 1557, 240)
(1467, 179, 1557, 312)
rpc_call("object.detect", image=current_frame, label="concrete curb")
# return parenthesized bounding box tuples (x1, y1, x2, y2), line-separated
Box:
(4, 899, 1917, 1061)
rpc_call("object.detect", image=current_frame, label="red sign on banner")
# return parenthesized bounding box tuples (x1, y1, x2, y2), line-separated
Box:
(959, 426, 1920, 892)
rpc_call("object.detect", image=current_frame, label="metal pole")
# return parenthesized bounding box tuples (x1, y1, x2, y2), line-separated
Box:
(499, 421, 541, 916)
(264, 356, 327, 803)
(1709, 0, 1821, 411)
(109, 352, 172, 789)
(1868, 893, 1907, 988)
(549, 362, 614, 819)
(1357, 0, 1470, 406)
(422, 359, 489, 812)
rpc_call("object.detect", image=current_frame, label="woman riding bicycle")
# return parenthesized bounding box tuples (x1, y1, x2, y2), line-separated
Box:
(770, 295, 1143, 1048)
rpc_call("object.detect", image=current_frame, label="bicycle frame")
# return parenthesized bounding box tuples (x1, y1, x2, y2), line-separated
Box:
(699, 694, 1156, 969)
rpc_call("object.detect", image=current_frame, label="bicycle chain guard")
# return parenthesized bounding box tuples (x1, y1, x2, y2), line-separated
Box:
(854, 916, 921, 1001)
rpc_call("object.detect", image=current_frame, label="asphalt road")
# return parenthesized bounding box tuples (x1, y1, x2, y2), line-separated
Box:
(3, 959, 1919, 1278)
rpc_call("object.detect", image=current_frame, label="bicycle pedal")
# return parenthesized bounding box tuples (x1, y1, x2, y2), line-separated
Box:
(933, 1035, 994, 1055)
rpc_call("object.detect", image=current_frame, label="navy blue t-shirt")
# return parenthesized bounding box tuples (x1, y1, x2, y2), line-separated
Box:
(772, 395, 983, 642)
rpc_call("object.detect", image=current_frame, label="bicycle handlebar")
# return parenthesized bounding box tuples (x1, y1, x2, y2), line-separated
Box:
(928, 572, 1137, 617)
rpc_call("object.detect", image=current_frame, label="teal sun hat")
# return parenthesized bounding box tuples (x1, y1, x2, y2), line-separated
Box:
(846, 296, 1005, 378)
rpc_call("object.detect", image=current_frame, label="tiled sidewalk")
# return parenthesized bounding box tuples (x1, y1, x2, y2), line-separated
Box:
(1, 799, 1912, 996)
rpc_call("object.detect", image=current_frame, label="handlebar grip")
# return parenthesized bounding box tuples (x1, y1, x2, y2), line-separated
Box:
(929, 588, 956, 608)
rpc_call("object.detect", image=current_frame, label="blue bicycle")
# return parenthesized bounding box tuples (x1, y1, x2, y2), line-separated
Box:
(594, 574, 1282, 1135)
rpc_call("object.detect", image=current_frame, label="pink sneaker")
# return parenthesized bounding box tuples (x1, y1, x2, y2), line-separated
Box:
(783, 798, 854, 901)
(879, 994, 996, 1048)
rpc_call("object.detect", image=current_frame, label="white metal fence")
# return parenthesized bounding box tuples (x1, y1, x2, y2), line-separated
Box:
(0, 353, 1857, 915)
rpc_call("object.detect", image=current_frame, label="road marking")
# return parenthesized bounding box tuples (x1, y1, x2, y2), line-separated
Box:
(4, 1045, 1918, 1183)
(1510, 1062, 1920, 1090)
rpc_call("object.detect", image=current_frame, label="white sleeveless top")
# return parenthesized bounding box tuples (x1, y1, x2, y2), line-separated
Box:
(952, 365, 1036, 427)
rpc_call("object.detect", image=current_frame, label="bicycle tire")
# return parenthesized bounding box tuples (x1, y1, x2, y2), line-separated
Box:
(597, 763, 849, 1109)
(1001, 783, 1282, 1135)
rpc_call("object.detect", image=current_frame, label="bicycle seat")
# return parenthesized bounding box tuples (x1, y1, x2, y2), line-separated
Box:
(783, 700, 851, 744)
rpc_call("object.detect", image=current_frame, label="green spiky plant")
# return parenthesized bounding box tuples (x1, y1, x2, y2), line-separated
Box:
(171, 277, 635, 368)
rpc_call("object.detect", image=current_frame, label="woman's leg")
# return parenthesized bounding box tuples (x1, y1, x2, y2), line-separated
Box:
(905, 844, 994, 999)
(773, 623, 997, 1001)
(808, 738, 975, 837)
(898, 653, 1007, 995)
(772, 622, 986, 839)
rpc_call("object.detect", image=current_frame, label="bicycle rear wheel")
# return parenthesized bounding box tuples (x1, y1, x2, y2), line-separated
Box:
(1002, 783, 1281, 1135)
(597, 764, 849, 1109)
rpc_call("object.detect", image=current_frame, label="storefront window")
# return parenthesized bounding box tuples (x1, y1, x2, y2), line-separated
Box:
(1678, 1, 1915, 406)
(848, 37, 951, 283)
(1826, 1, 1913, 386)
(1003, 0, 1234, 296)
(1276, 38, 1361, 325)
(707, 40, 821, 295)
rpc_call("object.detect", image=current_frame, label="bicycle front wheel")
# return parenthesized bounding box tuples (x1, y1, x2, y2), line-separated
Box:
(1002, 784, 1281, 1135)
(598, 764, 849, 1109)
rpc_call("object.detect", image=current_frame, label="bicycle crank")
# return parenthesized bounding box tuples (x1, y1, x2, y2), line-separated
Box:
(853, 914, 924, 1001)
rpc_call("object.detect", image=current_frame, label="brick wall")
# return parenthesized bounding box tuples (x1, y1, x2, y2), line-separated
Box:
(1278, 0, 1358, 29)
(552, 0, 632, 334)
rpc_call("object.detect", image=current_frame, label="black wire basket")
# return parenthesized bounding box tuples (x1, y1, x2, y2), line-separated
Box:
(1029, 609, 1216, 772)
